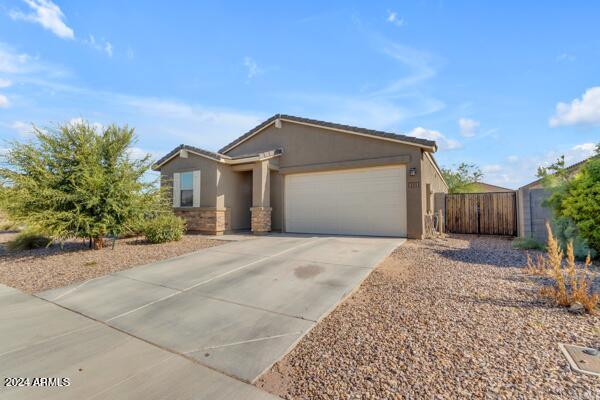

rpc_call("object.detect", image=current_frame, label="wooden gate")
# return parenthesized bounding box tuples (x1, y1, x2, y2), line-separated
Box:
(445, 192, 517, 236)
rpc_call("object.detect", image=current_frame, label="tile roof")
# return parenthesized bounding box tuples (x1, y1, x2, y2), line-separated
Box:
(219, 114, 437, 153)
(152, 145, 283, 169)
(152, 144, 223, 169)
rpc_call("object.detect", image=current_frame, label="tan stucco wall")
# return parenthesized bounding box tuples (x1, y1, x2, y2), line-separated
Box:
(270, 172, 284, 231)
(217, 166, 252, 231)
(224, 121, 430, 239)
(159, 153, 219, 208)
(421, 154, 448, 207)
(160, 154, 253, 231)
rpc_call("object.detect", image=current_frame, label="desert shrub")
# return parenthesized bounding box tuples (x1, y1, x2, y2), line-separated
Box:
(560, 157, 600, 253)
(7, 231, 52, 251)
(513, 237, 545, 251)
(0, 121, 164, 249)
(551, 216, 596, 260)
(538, 151, 600, 258)
(532, 223, 599, 314)
(142, 214, 186, 244)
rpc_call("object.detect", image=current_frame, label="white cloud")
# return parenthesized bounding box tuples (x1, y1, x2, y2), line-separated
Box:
(0, 94, 9, 107)
(11, 121, 33, 136)
(571, 143, 596, 153)
(279, 37, 443, 131)
(556, 53, 575, 62)
(243, 57, 262, 79)
(458, 117, 479, 137)
(83, 35, 113, 57)
(371, 41, 436, 95)
(549, 86, 600, 127)
(480, 142, 597, 188)
(408, 127, 461, 150)
(0, 78, 12, 88)
(482, 164, 502, 173)
(104, 42, 113, 57)
(9, 0, 74, 39)
(386, 11, 404, 27)
(0, 45, 30, 74)
(68, 117, 104, 131)
(121, 96, 264, 150)
(0, 43, 69, 79)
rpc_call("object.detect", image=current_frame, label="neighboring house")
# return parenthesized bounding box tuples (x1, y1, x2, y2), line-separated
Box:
(153, 114, 448, 238)
(470, 182, 514, 193)
(517, 156, 595, 242)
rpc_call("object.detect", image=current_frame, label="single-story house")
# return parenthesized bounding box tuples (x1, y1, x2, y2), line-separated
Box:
(153, 114, 448, 239)
(471, 182, 514, 193)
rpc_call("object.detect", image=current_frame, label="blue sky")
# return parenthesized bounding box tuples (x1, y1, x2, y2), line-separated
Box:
(0, 0, 599, 188)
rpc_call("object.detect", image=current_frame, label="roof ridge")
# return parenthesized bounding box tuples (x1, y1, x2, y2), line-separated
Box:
(218, 114, 437, 153)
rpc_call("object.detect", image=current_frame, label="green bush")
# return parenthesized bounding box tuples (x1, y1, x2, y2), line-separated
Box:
(7, 231, 52, 251)
(142, 214, 186, 244)
(512, 236, 545, 251)
(560, 157, 600, 253)
(551, 217, 596, 260)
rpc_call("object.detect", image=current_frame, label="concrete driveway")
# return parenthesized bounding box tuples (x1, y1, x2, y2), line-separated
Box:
(1, 234, 403, 399)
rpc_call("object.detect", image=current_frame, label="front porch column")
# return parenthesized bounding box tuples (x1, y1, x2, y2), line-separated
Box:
(251, 160, 271, 234)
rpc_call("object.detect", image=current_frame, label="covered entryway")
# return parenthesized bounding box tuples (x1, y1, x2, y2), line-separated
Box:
(284, 166, 407, 237)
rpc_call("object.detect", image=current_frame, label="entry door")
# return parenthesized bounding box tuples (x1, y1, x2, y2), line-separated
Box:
(284, 166, 407, 237)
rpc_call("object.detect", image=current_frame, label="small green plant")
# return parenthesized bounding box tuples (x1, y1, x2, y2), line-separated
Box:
(142, 214, 186, 244)
(513, 237, 545, 251)
(7, 231, 52, 251)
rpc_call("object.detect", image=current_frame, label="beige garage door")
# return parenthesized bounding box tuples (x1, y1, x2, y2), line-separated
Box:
(284, 165, 407, 237)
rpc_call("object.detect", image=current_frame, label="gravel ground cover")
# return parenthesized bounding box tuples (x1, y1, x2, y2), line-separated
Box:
(258, 235, 600, 399)
(0, 232, 225, 293)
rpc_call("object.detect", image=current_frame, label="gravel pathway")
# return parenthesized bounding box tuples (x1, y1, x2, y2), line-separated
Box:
(0, 232, 225, 293)
(257, 235, 600, 399)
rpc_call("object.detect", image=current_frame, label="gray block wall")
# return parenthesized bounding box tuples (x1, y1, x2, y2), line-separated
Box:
(517, 187, 551, 242)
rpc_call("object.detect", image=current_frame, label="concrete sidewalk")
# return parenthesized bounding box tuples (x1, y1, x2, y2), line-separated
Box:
(0, 284, 276, 400)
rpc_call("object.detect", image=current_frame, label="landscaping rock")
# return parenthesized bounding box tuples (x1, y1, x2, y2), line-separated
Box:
(0, 232, 226, 293)
(257, 235, 599, 399)
(568, 302, 586, 315)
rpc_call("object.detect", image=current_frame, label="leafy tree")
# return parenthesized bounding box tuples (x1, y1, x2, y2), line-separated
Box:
(0, 121, 168, 249)
(558, 155, 600, 253)
(441, 163, 483, 194)
(538, 146, 600, 258)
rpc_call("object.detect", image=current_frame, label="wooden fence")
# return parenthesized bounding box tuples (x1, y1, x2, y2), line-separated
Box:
(445, 192, 517, 236)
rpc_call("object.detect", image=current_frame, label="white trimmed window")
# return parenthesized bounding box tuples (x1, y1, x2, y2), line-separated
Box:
(173, 170, 201, 208)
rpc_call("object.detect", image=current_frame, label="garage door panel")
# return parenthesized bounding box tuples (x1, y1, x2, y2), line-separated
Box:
(285, 166, 407, 237)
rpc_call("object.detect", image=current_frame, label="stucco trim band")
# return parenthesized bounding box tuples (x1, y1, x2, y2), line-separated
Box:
(278, 155, 411, 175)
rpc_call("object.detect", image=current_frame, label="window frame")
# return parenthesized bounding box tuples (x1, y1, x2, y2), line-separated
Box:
(179, 171, 194, 208)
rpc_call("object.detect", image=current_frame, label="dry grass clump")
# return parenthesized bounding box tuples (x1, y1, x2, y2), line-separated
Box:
(528, 223, 599, 314)
(525, 253, 547, 275)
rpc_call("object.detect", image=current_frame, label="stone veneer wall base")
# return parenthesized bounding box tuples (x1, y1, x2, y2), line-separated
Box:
(174, 208, 230, 235)
(250, 207, 272, 234)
